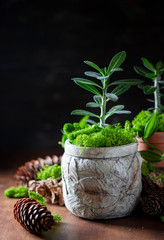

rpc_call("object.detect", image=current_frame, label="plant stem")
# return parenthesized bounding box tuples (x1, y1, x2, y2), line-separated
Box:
(100, 81, 107, 128)
(154, 76, 161, 113)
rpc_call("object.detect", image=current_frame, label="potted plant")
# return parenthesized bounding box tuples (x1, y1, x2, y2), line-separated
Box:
(132, 58, 164, 167)
(61, 51, 143, 220)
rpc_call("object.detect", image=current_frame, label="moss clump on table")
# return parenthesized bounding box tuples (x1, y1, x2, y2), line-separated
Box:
(132, 110, 164, 137)
(63, 121, 136, 148)
(36, 164, 61, 180)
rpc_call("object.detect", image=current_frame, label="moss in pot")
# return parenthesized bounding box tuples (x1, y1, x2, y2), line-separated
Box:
(61, 51, 143, 219)
(132, 58, 164, 167)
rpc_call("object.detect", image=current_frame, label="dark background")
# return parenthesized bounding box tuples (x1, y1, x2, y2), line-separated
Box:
(0, 0, 164, 168)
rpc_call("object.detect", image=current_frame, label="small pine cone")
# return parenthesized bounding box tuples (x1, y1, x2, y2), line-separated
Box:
(14, 155, 62, 187)
(142, 189, 164, 216)
(13, 198, 54, 233)
(142, 175, 161, 197)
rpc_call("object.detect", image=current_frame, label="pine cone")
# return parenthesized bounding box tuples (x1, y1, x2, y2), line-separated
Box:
(142, 175, 161, 197)
(142, 188, 164, 216)
(28, 178, 64, 206)
(14, 155, 62, 187)
(13, 198, 54, 233)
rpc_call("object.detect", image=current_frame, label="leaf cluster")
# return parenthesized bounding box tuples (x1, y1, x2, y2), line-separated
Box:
(4, 186, 29, 198)
(134, 58, 164, 112)
(71, 51, 143, 127)
(37, 164, 61, 180)
(132, 110, 164, 137)
(63, 121, 136, 148)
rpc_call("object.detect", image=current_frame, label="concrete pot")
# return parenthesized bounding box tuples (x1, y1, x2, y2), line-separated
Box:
(61, 140, 142, 220)
(137, 132, 164, 168)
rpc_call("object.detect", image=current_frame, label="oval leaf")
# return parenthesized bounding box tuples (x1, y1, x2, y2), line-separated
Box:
(112, 85, 130, 96)
(140, 150, 162, 162)
(72, 78, 102, 89)
(144, 112, 158, 139)
(84, 61, 104, 75)
(72, 80, 102, 96)
(134, 66, 150, 76)
(84, 71, 101, 78)
(71, 109, 100, 118)
(110, 79, 144, 86)
(108, 51, 126, 73)
(93, 95, 102, 104)
(106, 93, 118, 102)
(86, 102, 100, 108)
(141, 58, 156, 72)
(105, 105, 124, 119)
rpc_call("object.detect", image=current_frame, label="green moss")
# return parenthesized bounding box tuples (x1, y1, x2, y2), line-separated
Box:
(52, 213, 62, 223)
(36, 164, 61, 180)
(4, 186, 28, 198)
(63, 121, 136, 148)
(132, 110, 164, 137)
(28, 191, 46, 206)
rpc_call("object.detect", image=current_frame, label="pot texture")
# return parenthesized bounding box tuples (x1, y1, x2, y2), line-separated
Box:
(137, 132, 164, 168)
(61, 140, 142, 219)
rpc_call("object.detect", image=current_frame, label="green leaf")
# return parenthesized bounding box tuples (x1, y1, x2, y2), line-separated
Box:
(72, 79, 102, 96)
(112, 85, 130, 96)
(159, 81, 164, 84)
(28, 192, 46, 206)
(79, 115, 89, 128)
(134, 65, 150, 76)
(72, 78, 102, 89)
(114, 110, 131, 114)
(96, 75, 110, 80)
(84, 61, 104, 75)
(144, 111, 158, 139)
(107, 51, 126, 73)
(141, 58, 156, 72)
(139, 85, 156, 95)
(111, 67, 123, 72)
(93, 95, 102, 104)
(85, 119, 99, 126)
(141, 161, 151, 178)
(160, 216, 164, 223)
(158, 104, 164, 111)
(110, 79, 144, 86)
(105, 105, 124, 119)
(147, 99, 154, 103)
(106, 93, 118, 102)
(71, 109, 100, 118)
(84, 71, 100, 78)
(140, 150, 163, 162)
(145, 73, 157, 79)
(156, 61, 164, 70)
(86, 102, 100, 108)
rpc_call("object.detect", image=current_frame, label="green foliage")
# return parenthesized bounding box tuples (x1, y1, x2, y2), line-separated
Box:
(134, 58, 164, 113)
(71, 51, 143, 128)
(52, 213, 62, 223)
(144, 111, 158, 139)
(37, 164, 61, 180)
(28, 191, 46, 206)
(132, 110, 164, 137)
(63, 121, 136, 148)
(4, 186, 28, 198)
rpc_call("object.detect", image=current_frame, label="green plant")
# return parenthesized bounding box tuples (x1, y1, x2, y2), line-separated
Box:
(71, 51, 143, 128)
(4, 186, 29, 198)
(140, 112, 164, 182)
(134, 58, 164, 113)
(63, 121, 136, 148)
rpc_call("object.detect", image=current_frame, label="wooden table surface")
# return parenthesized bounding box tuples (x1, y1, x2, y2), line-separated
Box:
(1, 169, 164, 240)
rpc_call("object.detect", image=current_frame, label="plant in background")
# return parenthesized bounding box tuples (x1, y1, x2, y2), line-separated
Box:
(134, 58, 164, 113)
(140, 112, 164, 182)
(71, 51, 143, 128)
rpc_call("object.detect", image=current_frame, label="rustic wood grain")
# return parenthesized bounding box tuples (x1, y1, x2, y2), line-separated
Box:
(1, 171, 164, 240)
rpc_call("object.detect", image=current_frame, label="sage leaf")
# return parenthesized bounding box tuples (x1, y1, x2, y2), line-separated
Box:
(72, 78, 102, 89)
(110, 79, 144, 85)
(112, 85, 130, 96)
(105, 105, 124, 119)
(134, 66, 150, 76)
(106, 93, 118, 102)
(145, 73, 157, 79)
(85, 119, 99, 126)
(107, 51, 126, 73)
(141, 58, 156, 72)
(84, 61, 104, 75)
(84, 71, 101, 78)
(72, 80, 102, 96)
(71, 110, 100, 118)
(86, 102, 100, 108)
(93, 95, 102, 104)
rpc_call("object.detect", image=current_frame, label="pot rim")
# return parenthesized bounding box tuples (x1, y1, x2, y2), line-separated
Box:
(64, 139, 138, 159)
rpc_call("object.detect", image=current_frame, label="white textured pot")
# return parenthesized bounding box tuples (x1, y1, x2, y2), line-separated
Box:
(61, 139, 142, 220)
